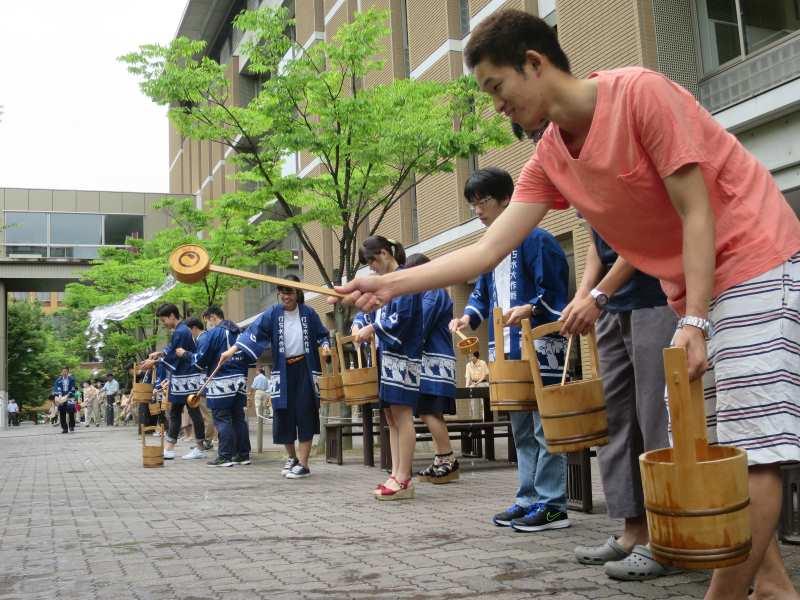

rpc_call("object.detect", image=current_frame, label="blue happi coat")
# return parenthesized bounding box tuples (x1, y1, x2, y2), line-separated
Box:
(353, 290, 424, 405)
(188, 320, 254, 410)
(53, 375, 76, 401)
(161, 321, 204, 405)
(465, 228, 569, 383)
(419, 289, 456, 398)
(235, 304, 329, 410)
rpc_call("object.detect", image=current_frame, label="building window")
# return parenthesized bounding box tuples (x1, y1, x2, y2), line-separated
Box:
(282, 0, 296, 43)
(4, 212, 47, 244)
(696, 0, 800, 73)
(399, 0, 411, 77)
(36, 291, 51, 305)
(3, 211, 143, 259)
(11, 292, 28, 302)
(51, 214, 102, 245)
(459, 0, 470, 36)
(104, 214, 144, 245)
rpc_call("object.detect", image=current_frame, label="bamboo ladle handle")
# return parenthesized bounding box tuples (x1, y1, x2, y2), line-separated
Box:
(169, 245, 346, 299)
(454, 330, 469, 341)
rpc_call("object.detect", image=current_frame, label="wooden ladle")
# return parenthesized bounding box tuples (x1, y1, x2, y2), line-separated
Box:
(453, 329, 479, 355)
(169, 245, 345, 299)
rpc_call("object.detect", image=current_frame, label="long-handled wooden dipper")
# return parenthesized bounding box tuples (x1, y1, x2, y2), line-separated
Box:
(453, 329, 479, 355)
(169, 245, 346, 299)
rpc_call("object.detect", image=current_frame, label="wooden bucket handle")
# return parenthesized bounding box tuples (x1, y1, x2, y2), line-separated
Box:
(336, 333, 377, 373)
(527, 321, 600, 397)
(454, 329, 469, 341)
(133, 361, 155, 384)
(663, 346, 709, 466)
(491, 307, 532, 365)
(318, 342, 339, 375)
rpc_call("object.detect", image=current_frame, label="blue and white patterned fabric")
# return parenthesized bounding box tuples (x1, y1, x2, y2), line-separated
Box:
(187, 320, 254, 410)
(235, 304, 329, 410)
(419, 288, 456, 398)
(465, 227, 569, 383)
(161, 321, 205, 405)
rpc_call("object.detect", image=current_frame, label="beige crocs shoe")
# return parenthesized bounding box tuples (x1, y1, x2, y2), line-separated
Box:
(574, 536, 630, 565)
(604, 545, 682, 581)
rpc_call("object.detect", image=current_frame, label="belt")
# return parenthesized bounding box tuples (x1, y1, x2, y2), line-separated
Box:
(286, 355, 305, 365)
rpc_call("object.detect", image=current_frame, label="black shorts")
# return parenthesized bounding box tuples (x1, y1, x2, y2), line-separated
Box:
(415, 394, 456, 417)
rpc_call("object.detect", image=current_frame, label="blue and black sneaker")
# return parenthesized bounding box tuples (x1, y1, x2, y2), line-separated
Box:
(492, 504, 530, 527)
(511, 504, 570, 532)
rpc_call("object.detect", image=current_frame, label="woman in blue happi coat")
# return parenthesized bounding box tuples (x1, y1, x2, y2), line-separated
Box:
(405, 253, 459, 484)
(141, 304, 207, 461)
(179, 306, 254, 467)
(222, 275, 330, 479)
(352, 236, 423, 500)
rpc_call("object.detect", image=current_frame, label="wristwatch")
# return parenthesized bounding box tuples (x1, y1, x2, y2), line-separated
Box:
(677, 315, 712, 339)
(589, 288, 609, 309)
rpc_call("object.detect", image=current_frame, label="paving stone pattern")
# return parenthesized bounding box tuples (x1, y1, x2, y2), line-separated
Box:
(0, 424, 798, 600)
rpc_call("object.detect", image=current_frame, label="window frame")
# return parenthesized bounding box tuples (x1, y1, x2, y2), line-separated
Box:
(692, 0, 800, 80)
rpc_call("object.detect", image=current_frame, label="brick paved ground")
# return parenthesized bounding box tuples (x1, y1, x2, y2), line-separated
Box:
(0, 423, 798, 600)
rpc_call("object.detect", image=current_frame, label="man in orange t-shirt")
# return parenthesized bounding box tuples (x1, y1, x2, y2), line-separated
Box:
(335, 9, 800, 600)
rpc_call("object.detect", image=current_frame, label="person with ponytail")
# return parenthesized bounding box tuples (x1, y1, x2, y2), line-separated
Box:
(404, 253, 459, 484)
(352, 236, 423, 500)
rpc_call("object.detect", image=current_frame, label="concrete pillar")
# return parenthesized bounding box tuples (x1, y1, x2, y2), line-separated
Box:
(0, 281, 6, 430)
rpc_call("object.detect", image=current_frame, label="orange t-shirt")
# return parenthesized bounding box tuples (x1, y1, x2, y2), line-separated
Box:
(512, 67, 800, 314)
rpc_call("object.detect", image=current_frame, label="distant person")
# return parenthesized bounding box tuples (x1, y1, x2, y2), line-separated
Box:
(251, 367, 270, 419)
(7, 399, 19, 426)
(465, 351, 489, 387)
(53, 367, 77, 433)
(102, 373, 119, 426)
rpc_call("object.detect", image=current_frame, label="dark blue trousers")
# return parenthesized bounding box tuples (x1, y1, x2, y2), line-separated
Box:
(212, 401, 251, 461)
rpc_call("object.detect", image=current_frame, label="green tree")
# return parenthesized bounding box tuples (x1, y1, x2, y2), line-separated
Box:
(7, 301, 82, 408)
(121, 6, 511, 330)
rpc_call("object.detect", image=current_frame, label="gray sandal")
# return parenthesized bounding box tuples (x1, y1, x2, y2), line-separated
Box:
(604, 545, 682, 581)
(574, 536, 631, 565)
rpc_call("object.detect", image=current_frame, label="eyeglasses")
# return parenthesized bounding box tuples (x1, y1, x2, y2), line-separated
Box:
(469, 196, 496, 208)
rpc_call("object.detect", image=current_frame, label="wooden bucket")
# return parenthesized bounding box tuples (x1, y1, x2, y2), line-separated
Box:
(640, 347, 751, 570)
(148, 402, 162, 416)
(487, 309, 537, 412)
(336, 333, 378, 406)
(529, 322, 608, 453)
(142, 424, 164, 468)
(132, 364, 154, 403)
(318, 346, 343, 403)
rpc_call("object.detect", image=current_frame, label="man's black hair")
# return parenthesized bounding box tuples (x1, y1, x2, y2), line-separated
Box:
(185, 316, 205, 331)
(472, 351, 480, 358)
(464, 9, 571, 74)
(156, 303, 181, 319)
(202, 306, 225, 320)
(464, 167, 515, 204)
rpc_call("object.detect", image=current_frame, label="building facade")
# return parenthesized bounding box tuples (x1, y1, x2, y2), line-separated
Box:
(0, 187, 174, 311)
(169, 0, 800, 383)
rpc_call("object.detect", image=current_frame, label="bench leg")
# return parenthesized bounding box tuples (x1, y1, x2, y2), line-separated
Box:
(362, 404, 374, 467)
(566, 449, 592, 513)
(325, 425, 343, 465)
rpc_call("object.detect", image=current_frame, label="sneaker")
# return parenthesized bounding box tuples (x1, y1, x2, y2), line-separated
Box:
(207, 457, 235, 467)
(281, 457, 299, 476)
(285, 464, 311, 479)
(202, 439, 214, 451)
(182, 447, 207, 460)
(163, 449, 176, 460)
(492, 504, 530, 527)
(232, 455, 251, 465)
(511, 505, 571, 532)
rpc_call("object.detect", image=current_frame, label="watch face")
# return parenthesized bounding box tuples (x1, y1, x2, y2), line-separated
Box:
(595, 294, 608, 307)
